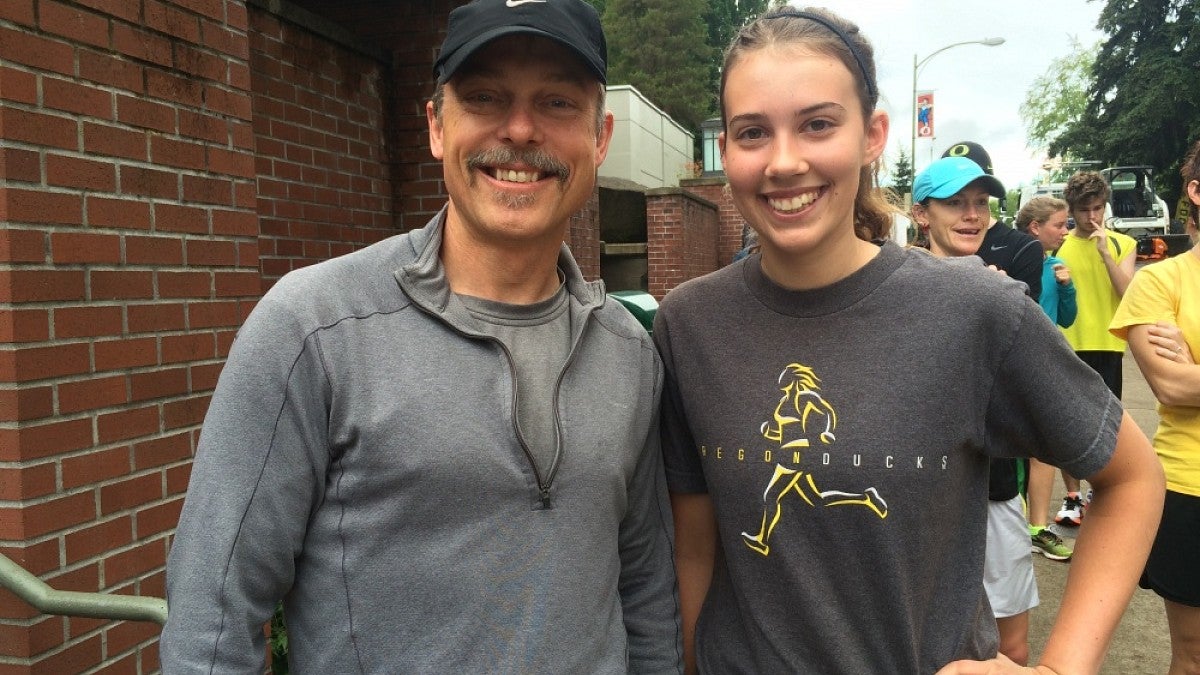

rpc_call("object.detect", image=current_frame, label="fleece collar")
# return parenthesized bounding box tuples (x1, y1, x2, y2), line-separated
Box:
(393, 207, 607, 332)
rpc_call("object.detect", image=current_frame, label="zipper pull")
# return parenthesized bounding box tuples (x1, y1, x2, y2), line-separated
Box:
(539, 487, 552, 510)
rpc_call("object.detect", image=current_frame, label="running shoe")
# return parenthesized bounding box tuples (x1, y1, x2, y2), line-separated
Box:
(1031, 528, 1072, 561)
(1055, 492, 1085, 527)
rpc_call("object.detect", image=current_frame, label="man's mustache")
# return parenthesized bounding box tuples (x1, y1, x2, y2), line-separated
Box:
(466, 147, 570, 183)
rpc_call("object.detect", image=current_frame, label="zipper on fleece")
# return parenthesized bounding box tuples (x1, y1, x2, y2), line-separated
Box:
(490, 299, 595, 511)
(401, 277, 602, 511)
(493, 337, 556, 510)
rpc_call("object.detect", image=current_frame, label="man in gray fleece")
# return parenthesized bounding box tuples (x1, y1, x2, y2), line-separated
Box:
(159, 0, 682, 671)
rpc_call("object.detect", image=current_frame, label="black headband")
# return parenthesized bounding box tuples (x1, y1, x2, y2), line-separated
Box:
(764, 10, 877, 101)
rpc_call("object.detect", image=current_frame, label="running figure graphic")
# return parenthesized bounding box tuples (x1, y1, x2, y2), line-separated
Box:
(742, 363, 888, 556)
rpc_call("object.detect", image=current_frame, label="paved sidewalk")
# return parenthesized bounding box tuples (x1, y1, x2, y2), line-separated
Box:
(1027, 349, 1171, 673)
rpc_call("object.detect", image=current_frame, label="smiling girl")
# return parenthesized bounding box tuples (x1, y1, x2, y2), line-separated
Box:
(652, 7, 1164, 674)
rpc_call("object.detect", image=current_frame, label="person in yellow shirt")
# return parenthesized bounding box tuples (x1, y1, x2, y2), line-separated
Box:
(1054, 171, 1137, 526)
(1109, 138, 1200, 675)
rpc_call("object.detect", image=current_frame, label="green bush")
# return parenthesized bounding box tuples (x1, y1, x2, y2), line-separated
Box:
(269, 604, 289, 675)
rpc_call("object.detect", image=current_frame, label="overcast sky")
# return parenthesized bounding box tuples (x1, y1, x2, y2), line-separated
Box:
(794, 0, 1107, 191)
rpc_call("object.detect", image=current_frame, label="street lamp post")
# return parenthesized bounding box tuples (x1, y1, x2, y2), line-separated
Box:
(909, 38, 1005, 201)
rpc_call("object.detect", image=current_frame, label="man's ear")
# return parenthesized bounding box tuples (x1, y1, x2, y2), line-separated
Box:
(594, 110, 614, 167)
(427, 99, 444, 160)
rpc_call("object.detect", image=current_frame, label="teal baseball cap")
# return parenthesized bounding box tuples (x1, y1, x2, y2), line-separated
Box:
(913, 156, 1006, 203)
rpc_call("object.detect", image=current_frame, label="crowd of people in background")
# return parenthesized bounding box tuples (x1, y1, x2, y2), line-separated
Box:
(907, 136, 1199, 675)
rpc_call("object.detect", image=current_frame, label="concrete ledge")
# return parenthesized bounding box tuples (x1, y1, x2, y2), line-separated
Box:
(646, 186, 717, 210)
(602, 242, 648, 256)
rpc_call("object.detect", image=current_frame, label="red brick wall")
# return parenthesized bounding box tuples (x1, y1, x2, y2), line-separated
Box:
(646, 188, 720, 299)
(568, 189, 601, 281)
(385, 0, 460, 231)
(248, 8, 395, 292)
(680, 177, 743, 267)
(0, 0, 258, 671)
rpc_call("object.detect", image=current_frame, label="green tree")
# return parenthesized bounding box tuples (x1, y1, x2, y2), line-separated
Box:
(602, 0, 715, 130)
(1004, 188, 1023, 220)
(1052, 0, 1200, 208)
(702, 0, 770, 115)
(888, 144, 914, 198)
(1020, 38, 1098, 153)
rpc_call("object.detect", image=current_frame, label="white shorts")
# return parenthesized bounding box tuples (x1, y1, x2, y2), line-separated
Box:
(983, 495, 1039, 618)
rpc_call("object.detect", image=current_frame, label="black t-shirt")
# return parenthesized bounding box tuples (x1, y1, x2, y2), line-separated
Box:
(977, 223, 1043, 301)
(978, 222, 1043, 500)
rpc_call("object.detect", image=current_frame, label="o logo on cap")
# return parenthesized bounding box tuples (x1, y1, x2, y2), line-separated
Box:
(948, 144, 971, 157)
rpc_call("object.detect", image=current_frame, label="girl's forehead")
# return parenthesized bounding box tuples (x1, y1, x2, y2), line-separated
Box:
(725, 46, 855, 93)
(731, 44, 838, 71)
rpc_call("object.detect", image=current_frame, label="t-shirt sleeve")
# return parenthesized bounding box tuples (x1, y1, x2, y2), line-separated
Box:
(1110, 263, 1177, 341)
(653, 306, 708, 494)
(983, 301, 1121, 480)
(1011, 238, 1044, 300)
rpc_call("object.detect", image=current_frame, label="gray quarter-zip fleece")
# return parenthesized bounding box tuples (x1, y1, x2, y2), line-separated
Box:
(161, 209, 683, 674)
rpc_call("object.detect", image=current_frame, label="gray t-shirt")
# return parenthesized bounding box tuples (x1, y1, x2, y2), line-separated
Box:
(654, 243, 1120, 675)
(457, 282, 571, 473)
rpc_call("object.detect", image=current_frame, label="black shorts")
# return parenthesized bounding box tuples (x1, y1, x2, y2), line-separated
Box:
(1075, 350, 1123, 398)
(1140, 490, 1200, 607)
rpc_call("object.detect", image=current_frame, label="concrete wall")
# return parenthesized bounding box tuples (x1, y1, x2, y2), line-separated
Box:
(601, 85, 694, 189)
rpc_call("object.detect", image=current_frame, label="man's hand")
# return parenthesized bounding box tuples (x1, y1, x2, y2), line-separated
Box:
(1052, 263, 1071, 286)
(1087, 225, 1111, 256)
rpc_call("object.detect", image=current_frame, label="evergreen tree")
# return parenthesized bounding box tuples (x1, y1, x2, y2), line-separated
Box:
(889, 145, 914, 198)
(1053, 0, 1200, 205)
(702, 0, 769, 119)
(602, 0, 716, 130)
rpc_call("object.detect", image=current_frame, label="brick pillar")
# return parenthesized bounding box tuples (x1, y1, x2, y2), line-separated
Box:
(680, 176, 743, 266)
(646, 188, 720, 299)
(0, 1, 259, 672)
(567, 188, 601, 281)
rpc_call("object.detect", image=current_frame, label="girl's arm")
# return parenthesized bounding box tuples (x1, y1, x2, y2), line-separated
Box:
(670, 491, 718, 675)
(938, 412, 1164, 675)
(1130, 322, 1200, 407)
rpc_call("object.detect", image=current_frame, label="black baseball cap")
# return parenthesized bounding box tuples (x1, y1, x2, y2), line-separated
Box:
(942, 141, 995, 176)
(434, 0, 607, 85)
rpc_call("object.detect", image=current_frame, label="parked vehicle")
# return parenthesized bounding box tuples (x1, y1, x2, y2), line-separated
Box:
(1100, 166, 1171, 237)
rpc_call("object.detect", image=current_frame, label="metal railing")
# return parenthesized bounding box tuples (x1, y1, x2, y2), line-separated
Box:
(0, 552, 167, 625)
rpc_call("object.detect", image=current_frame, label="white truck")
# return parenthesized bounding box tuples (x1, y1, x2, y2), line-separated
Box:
(1019, 164, 1183, 255)
(1099, 165, 1171, 237)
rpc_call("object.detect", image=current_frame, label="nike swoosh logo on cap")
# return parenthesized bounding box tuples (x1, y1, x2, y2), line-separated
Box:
(990, 245, 1008, 251)
(506, 0, 548, 6)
